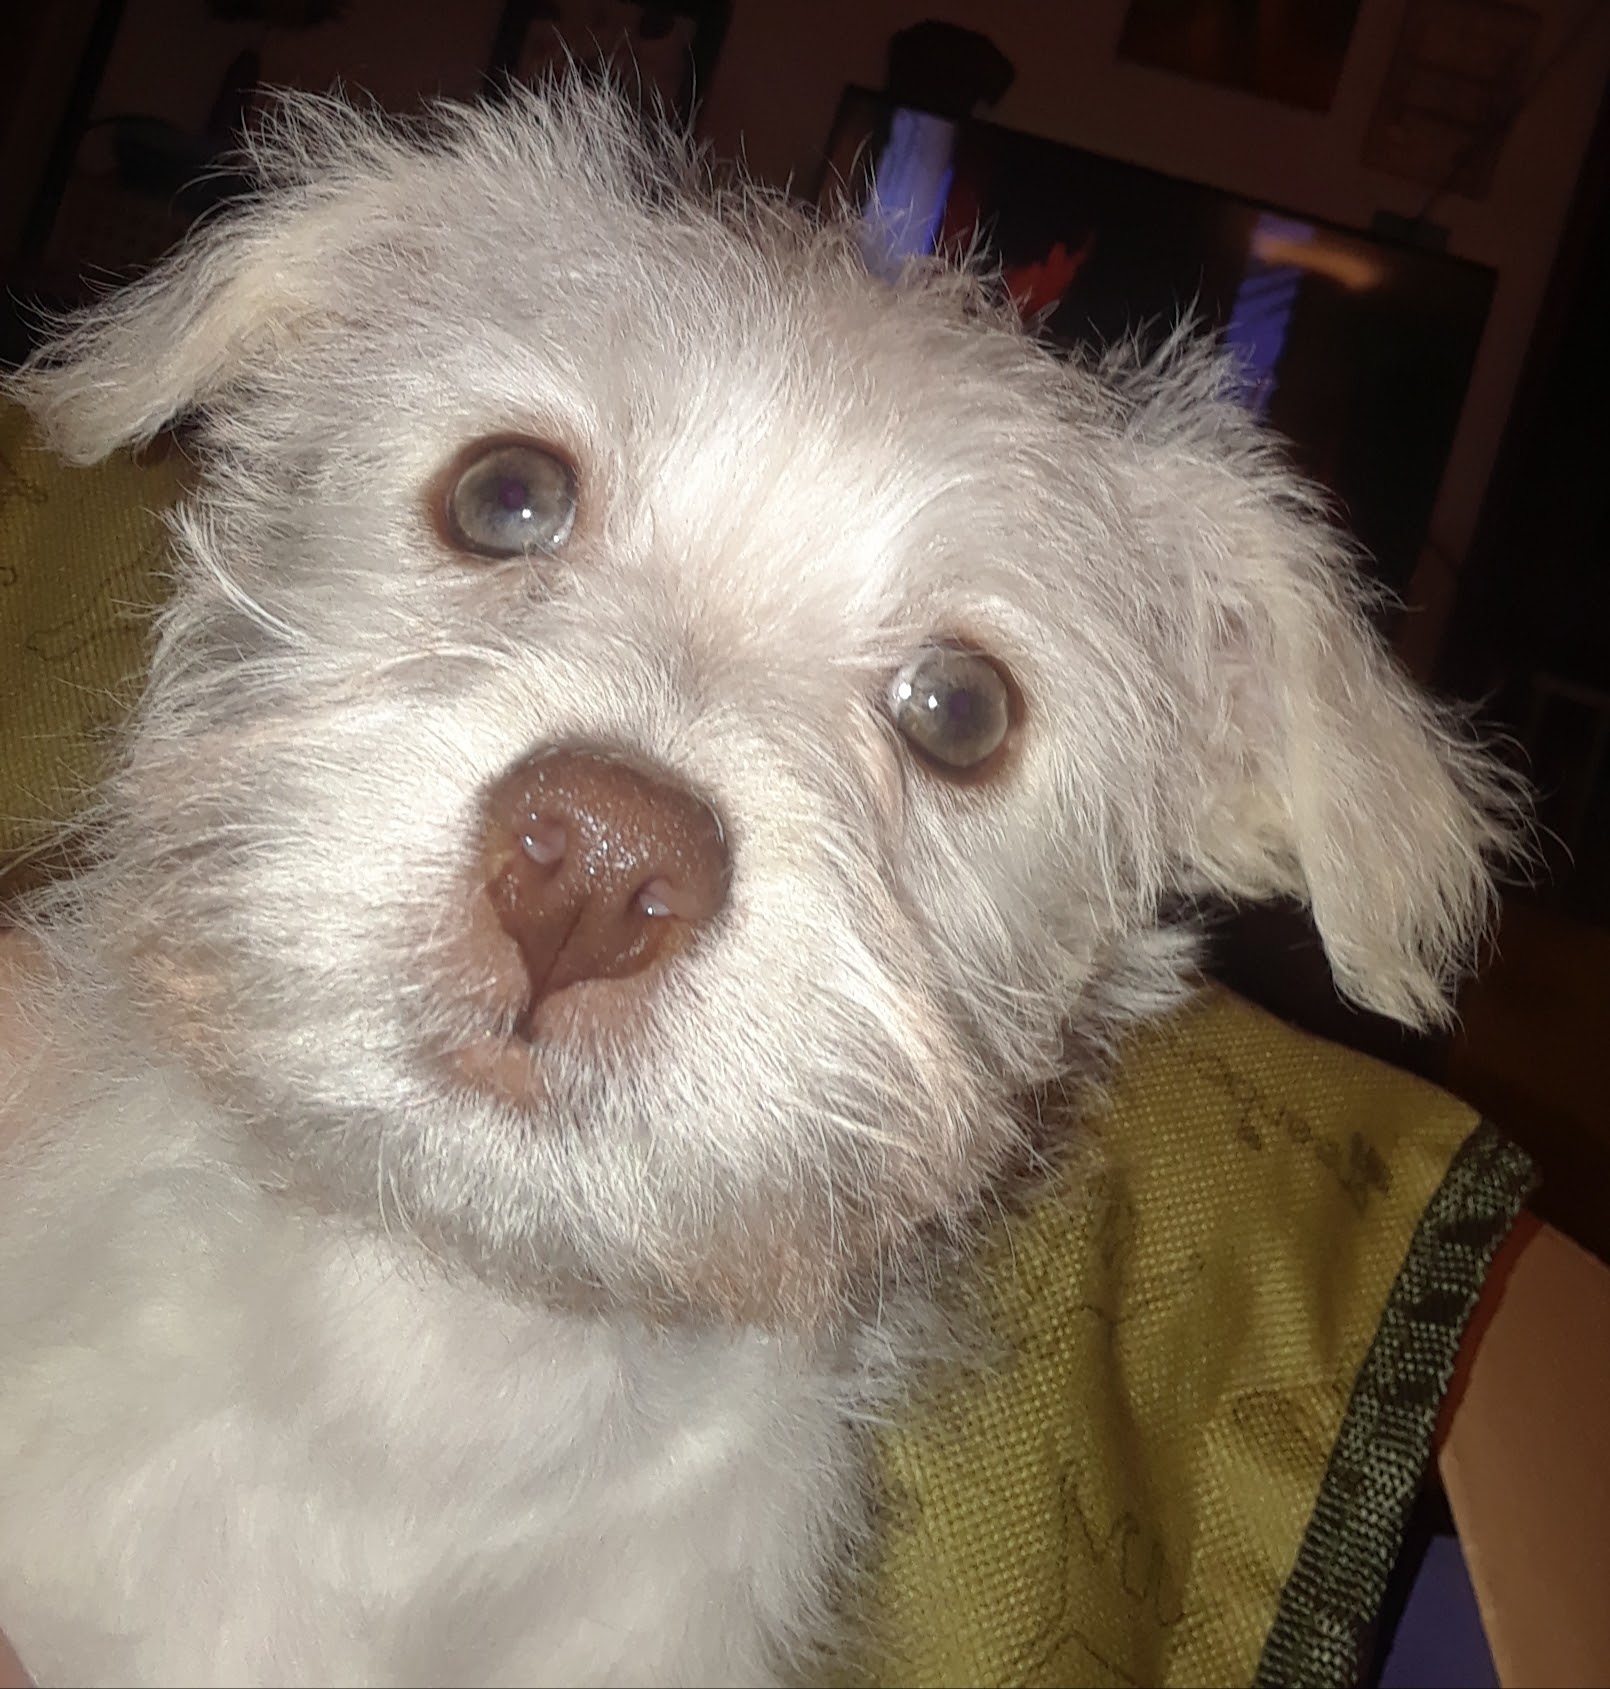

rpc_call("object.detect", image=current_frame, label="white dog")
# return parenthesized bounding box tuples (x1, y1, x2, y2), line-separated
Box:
(0, 85, 1515, 1686)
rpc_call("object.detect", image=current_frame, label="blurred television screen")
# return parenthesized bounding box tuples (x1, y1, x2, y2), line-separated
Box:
(821, 87, 1496, 597)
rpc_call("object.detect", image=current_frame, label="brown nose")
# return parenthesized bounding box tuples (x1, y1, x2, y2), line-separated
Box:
(483, 749, 729, 1026)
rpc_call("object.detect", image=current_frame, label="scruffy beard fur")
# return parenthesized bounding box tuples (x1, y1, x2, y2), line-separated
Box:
(0, 83, 1519, 1686)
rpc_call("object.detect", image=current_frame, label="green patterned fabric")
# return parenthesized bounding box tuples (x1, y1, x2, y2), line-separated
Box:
(853, 992, 1532, 1688)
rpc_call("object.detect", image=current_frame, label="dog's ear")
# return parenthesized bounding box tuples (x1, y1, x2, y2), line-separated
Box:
(9, 200, 342, 464)
(7, 95, 394, 463)
(1119, 341, 1523, 1028)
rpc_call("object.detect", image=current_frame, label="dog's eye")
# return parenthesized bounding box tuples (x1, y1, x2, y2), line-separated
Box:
(889, 646, 1012, 772)
(443, 439, 576, 558)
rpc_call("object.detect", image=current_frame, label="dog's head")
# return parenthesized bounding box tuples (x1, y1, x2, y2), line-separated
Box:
(12, 87, 1519, 1328)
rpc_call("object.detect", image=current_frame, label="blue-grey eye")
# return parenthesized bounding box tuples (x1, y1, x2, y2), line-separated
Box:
(889, 646, 1012, 771)
(445, 439, 576, 558)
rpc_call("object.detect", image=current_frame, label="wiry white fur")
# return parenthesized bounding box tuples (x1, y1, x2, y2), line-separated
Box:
(0, 84, 1519, 1685)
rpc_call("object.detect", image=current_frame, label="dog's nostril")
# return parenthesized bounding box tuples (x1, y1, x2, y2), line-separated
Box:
(636, 877, 674, 919)
(634, 874, 718, 921)
(482, 750, 729, 1024)
(519, 818, 567, 868)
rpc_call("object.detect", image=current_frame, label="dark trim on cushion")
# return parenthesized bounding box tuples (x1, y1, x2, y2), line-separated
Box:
(1255, 1121, 1536, 1689)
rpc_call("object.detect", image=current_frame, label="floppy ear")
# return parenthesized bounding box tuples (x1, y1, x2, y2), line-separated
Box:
(6, 97, 391, 463)
(9, 207, 323, 465)
(1123, 342, 1524, 1029)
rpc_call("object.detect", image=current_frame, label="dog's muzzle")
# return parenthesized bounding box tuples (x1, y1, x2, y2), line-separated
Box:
(482, 749, 729, 1033)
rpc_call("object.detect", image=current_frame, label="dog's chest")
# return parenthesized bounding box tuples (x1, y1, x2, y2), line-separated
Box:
(0, 1139, 855, 1686)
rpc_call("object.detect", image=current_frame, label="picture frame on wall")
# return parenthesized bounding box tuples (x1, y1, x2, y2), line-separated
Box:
(1362, 0, 1541, 201)
(1116, 0, 1365, 112)
(487, 0, 730, 126)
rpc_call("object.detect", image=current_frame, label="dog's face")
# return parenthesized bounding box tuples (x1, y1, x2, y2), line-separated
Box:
(13, 90, 1515, 1328)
